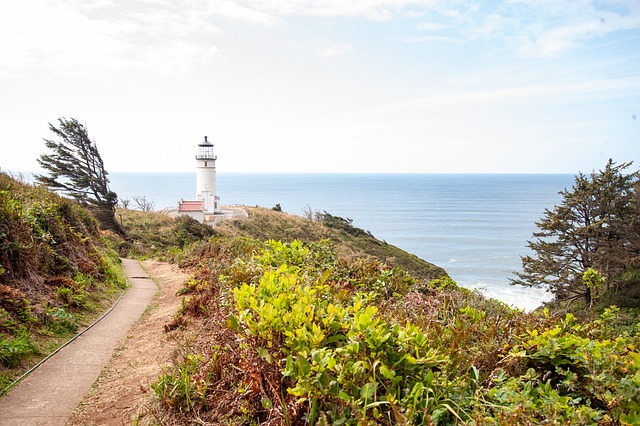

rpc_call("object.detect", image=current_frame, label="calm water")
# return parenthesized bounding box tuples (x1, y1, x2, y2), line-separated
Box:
(109, 172, 576, 311)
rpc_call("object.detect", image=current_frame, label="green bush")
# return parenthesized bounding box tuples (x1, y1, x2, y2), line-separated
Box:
(0, 335, 35, 368)
(43, 307, 78, 336)
(498, 309, 640, 424)
(154, 238, 640, 425)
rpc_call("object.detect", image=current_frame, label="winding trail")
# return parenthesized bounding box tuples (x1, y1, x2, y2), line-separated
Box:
(0, 259, 157, 426)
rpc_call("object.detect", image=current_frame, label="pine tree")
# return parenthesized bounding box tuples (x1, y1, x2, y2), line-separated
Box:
(513, 160, 639, 307)
(35, 117, 126, 236)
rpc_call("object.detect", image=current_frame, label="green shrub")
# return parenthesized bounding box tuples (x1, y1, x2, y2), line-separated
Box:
(153, 236, 640, 425)
(0, 335, 35, 368)
(499, 309, 640, 424)
(152, 354, 208, 414)
(43, 307, 78, 336)
(228, 241, 471, 424)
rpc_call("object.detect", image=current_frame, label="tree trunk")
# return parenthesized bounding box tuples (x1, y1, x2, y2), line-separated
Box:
(584, 285, 592, 308)
(90, 205, 128, 238)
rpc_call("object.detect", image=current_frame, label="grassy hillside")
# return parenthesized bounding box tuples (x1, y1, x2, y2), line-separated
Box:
(216, 209, 447, 281)
(0, 173, 125, 389)
(116, 206, 446, 281)
(110, 207, 638, 425)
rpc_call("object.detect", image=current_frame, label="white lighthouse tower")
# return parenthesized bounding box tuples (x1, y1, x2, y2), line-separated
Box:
(196, 136, 221, 214)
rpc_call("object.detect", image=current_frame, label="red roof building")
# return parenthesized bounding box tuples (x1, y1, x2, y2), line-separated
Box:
(177, 199, 205, 222)
(178, 200, 203, 212)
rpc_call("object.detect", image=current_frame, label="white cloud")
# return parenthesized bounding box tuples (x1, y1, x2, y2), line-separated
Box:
(0, 0, 231, 79)
(0, 1, 131, 77)
(501, 0, 640, 58)
(200, 0, 282, 26)
(340, 74, 640, 120)
(5, 0, 638, 80)
(243, 0, 440, 19)
(317, 42, 353, 57)
(417, 20, 448, 31)
(403, 35, 463, 44)
(139, 40, 221, 76)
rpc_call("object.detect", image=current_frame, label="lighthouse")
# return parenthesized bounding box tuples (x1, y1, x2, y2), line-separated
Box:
(176, 136, 244, 224)
(176, 136, 227, 223)
(195, 136, 221, 214)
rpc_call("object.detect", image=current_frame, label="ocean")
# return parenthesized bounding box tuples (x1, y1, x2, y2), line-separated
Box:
(109, 172, 576, 311)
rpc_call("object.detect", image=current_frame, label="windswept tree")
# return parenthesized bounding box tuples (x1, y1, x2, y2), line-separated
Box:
(513, 159, 639, 307)
(35, 117, 126, 236)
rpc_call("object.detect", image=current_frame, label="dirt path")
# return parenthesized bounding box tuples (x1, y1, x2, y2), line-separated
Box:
(66, 260, 188, 426)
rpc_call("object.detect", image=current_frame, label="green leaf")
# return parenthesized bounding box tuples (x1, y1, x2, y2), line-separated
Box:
(283, 355, 294, 377)
(379, 364, 393, 380)
(360, 383, 375, 400)
(324, 334, 346, 344)
(288, 382, 308, 397)
(621, 406, 640, 426)
(327, 356, 337, 370)
(338, 391, 351, 403)
(261, 397, 273, 409)
(469, 365, 480, 383)
(226, 314, 239, 331)
(366, 400, 391, 409)
(409, 381, 425, 399)
(296, 355, 311, 376)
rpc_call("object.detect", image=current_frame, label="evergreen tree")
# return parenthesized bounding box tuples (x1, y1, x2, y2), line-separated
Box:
(513, 160, 639, 306)
(35, 117, 126, 236)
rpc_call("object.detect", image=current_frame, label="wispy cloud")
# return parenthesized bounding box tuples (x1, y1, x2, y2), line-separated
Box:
(201, 0, 281, 27)
(0, 1, 132, 78)
(0, 0, 275, 78)
(317, 42, 353, 58)
(336, 75, 640, 120)
(2, 0, 639, 78)
(490, 0, 640, 58)
(403, 35, 463, 44)
(243, 0, 441, 20)
(416, 20, 448, 31)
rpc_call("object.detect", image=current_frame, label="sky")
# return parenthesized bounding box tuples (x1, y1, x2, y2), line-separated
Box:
(1, 0, 638, 174)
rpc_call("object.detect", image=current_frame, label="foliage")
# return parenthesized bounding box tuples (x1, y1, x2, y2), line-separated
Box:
(34, 117, 125, 236)
(153, 238, 640, 425)
(514, 159, 640, 307)
(317, 211, 372, 238)
(583, 268, 606, 310)
(0, 172, 126, 382)
(491, 307, 640, 424)
(0, 335, 35, 368)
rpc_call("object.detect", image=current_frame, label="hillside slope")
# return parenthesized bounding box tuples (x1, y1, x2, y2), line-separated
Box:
(117, 206, 447, 282)
(0, 173, 125, 388)
(115, 207, 637, 425)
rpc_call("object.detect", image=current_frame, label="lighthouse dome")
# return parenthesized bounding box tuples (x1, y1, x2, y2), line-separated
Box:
(196, 136, 216, 160)
(199, 136, 213, 146)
